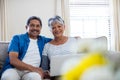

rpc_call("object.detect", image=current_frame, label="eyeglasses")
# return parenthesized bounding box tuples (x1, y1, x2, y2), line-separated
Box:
(48, 16, 64, 27)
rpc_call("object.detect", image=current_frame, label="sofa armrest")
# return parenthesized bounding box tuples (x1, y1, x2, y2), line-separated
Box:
(0, 42, 9, 70)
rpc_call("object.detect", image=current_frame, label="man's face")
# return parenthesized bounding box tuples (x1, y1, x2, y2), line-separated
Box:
(26, 19, 41, 39)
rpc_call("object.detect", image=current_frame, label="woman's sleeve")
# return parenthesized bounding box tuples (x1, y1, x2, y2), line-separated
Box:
(41, 44, 50, 71)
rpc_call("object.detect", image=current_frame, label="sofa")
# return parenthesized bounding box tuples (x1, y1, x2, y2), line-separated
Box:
(0, 37, 120, 80)
(0, 36, 108, 74)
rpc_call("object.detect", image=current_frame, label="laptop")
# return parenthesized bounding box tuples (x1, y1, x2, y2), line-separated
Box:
(50, 53, 85, 76)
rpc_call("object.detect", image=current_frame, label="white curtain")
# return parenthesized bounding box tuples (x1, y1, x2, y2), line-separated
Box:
(111, 0, 120, 51)
(0, 0, 7, 41)
(55, 0, 70, 36)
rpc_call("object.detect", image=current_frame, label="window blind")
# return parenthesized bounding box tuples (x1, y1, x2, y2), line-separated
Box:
(69, 0, 111, 49)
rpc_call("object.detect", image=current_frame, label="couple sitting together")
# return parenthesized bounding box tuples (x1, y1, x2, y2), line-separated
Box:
(0, 15, 80, 80)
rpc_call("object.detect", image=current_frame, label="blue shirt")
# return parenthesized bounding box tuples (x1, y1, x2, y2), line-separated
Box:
(0, 32, 52, 77)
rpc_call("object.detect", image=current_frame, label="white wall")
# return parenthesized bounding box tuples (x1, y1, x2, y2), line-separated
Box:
(5, 0, 55, 41)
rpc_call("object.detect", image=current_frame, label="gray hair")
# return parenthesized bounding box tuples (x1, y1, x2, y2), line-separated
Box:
(48, 16, 64, 28)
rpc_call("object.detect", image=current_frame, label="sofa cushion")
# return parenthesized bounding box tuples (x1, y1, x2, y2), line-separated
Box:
(0, 42, 9, 69)
(77, 36, 107, 53)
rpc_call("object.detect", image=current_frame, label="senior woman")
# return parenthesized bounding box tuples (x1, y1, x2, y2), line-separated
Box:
(41, 16, 79, 79)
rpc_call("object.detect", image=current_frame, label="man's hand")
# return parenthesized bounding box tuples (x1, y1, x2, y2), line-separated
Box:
(30, 67, 44, 79)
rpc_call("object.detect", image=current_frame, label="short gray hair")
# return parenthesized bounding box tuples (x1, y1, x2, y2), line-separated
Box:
(48, 16, 64, 28)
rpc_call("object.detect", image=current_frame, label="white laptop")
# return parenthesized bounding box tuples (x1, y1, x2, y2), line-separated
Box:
(50, 53, 85, 76)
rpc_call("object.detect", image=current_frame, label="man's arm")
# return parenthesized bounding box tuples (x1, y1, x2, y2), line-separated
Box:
(9, 52, 44, 78)
(9, 52, 33, 71)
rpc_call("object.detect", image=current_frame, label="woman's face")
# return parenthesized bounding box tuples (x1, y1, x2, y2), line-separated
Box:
(51, 21, 65, 38)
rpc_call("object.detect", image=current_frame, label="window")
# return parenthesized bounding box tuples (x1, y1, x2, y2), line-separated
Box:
(69, 0, 111, 49)
(0, 14, 1, 41)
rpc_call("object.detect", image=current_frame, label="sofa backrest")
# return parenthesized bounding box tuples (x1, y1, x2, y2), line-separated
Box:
(0, 42, 9, 69)
(77, 36, 107, 53)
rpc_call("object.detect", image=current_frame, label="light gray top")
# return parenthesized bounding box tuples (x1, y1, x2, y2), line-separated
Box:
(42, 37, 79, 60)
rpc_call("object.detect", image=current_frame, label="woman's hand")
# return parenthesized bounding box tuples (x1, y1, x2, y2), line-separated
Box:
(44, 70, 50, 79)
